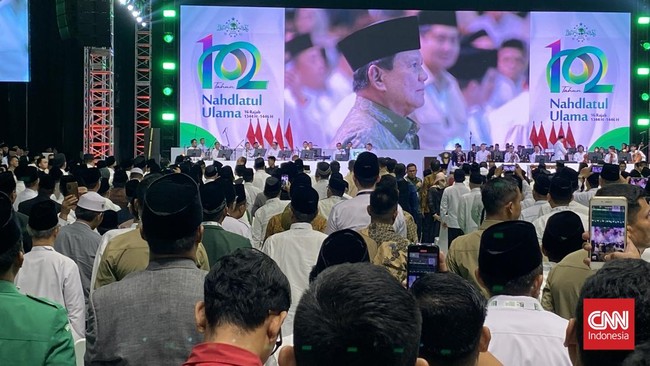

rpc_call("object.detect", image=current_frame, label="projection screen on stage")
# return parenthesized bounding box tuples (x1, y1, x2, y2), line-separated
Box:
(179, 7, 630, 151)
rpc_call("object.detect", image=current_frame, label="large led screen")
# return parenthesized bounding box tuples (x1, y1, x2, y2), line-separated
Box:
(0, 0, 29, 82)
(180, 7, 630, 151)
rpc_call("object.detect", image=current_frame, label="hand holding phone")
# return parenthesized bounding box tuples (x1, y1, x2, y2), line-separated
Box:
(407, 244, 440, 288)
(502, 164, 516, 172)
(66, 182, 79, 198)
(589, 197, 627, 269)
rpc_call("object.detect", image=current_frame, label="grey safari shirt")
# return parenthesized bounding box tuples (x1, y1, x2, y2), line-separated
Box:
(331, 96, 420, 149)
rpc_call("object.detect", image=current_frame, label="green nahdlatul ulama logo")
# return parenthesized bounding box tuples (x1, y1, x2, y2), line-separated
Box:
(565, 23, 596, 43)
(197, 34, 268, 90)
(217, 17, 249, 38)
(545, 39, 613, 94)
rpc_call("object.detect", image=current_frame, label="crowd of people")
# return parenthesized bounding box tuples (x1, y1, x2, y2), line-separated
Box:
(1, 141, 650, 366)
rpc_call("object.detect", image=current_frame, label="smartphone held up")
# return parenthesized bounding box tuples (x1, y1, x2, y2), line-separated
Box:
(589, 196, 627, 269)
(407, 244, 439, 288)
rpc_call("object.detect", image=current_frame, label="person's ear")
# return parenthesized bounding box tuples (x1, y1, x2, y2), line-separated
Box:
(195, 225, 204, 245)
(267, 311, 288, 344)
(16, 250, 24, 270)
(415, 358, 430, 366)
(278, 346, 297, 366)
(565, 318, 579, 365)
(475, 269, 489, 293)
(367, 65, 386, 90)
(479, 326, 491, 352)
(533, 273, 544, 296)
(194, 301, 207, 334)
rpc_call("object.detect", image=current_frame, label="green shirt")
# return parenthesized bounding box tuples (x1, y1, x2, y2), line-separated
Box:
(202, 223, 252, 265)
(0, 280, 75, 365)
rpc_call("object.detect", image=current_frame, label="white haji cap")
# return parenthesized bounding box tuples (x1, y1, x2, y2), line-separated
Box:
(131, 168, 144, 175)
(480, 167, 489, 176)
(77, 192, 109, 212)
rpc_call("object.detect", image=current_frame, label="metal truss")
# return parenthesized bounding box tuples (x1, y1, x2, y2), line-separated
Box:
(83, 46, 114, 158)
(134, 7, 152, 157)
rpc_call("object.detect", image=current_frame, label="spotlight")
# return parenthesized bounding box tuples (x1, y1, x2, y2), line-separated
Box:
(119, 0, 127, 5)
(127, 4, 134, 10)
(141, 22, 147, 27)
(132, 10, 140, 17)
(136, 16, 143, 22)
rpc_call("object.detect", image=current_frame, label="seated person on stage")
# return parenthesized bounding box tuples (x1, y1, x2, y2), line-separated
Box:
(267, 142, 281, 159)
(603, 145, 618, 164)
(187, 139, 202, 157)
(210, 141, 222, 161)
(183, 248, 290, 366)
(277, 263, 428, 366)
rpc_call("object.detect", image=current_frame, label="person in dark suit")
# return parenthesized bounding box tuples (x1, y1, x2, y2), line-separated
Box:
(17, 172, 61, 217)
(85, 173, 208, 365)
(450, 144, 466, 168)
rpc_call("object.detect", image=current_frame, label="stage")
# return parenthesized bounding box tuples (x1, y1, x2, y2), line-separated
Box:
(172, 148, 634, 178)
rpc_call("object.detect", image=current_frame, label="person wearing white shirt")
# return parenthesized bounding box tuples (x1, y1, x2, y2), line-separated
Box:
(520, 174, 550, 223)
(222, 215, 251, 240)
(478, 221, 572, 366)
(251, 177, 289, 248)
(314, 162, 331, 200)
(533, 176, 588, 246)
(529, 144, 542, 163)
(457, 174, 483, 234)
(251, 157, 271, 191)
(440, 169, 471, 245)
(572, 145, 587, 163)
(318, 177, 347, 219)
(186, 138, 201, 157)
(14, 200, 85, 341)
(603, 145, 618, 164)
(210, 141, 222, 161)
(551, 136, 567, 162)
(325, 152, 407, 237)
(263, 186, 326, 336)
(197, 138, 207, 155)
(475, 143, 491, 163)
(630, 143, 646, 163)
(12, 166, 39, 211)
(241, 168, 262, 219)
(573, 172, 599, 208)
(504, 146, 520, 163)
(218, 182, 252, 240)
(266, 142, 281, 159)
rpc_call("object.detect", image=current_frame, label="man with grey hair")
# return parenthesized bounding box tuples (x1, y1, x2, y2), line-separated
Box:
(330, 16, 426, 149)
(15, 200, 85, 341)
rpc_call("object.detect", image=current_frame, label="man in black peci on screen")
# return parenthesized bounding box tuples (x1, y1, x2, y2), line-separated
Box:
(331, 16, 426, 150)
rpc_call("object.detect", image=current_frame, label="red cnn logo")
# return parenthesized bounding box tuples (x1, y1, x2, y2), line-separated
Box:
(583, 299, 635, 350)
